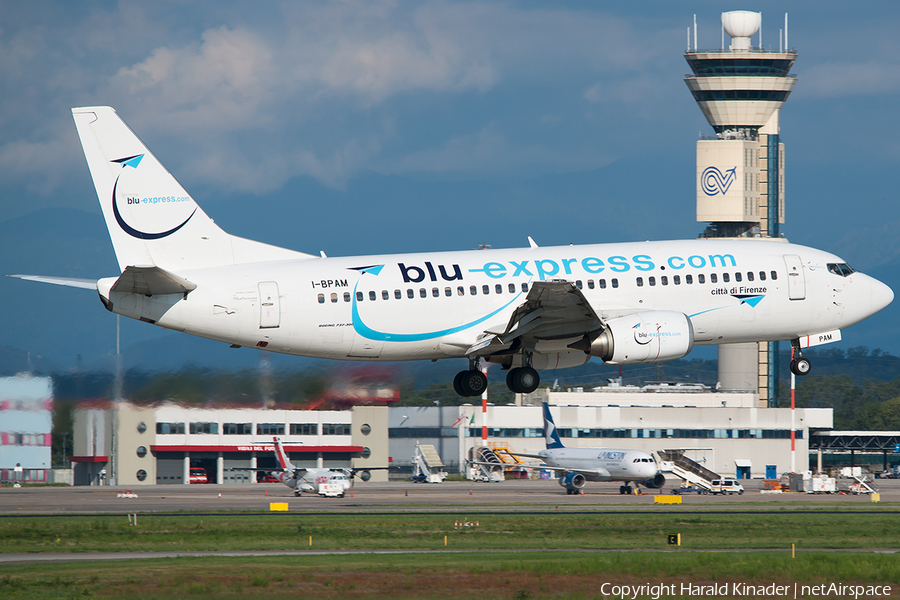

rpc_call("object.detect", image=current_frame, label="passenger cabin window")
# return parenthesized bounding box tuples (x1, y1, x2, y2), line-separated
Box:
(470, 285, 478, 295)
(407, 289, 414, 299)
(457, 286, 464, 296)
(636, 277, 643, 287)
(673, 275, 681, 285)
(710, 273, 717, 283)
(394, 289, 401, 299)
(445, 287, 452, 297)
(432, 287, 439, 297)
(759, 271, 766, 281)
(344, 292, 351, 302)
(357, 291, 364, 302)
(770, 271, 778, 280)
(495, 284, 502, 294)
(649, 276, 656, 286)
(330, 293, 338, 303)
(508, 283, 516, 293)
(661, 276, 668, 286)
(685, 274, 693, 284)
(317, 294, 325, 304)
(576, 280, 583, 289)
(735, 272, 742, 282)
(723, 273, 730, 283)
(587, 280, 595, 289)
(420, 288, 427, 298)
(747, 272, 754, 282)
(369, 291, 376, 301)
(698, 274, 705, 284)
(522, 283, 529, 292)
(382, 290, 389, 300)
(599, 279, 607, 289)
(611, 278, 618, 288)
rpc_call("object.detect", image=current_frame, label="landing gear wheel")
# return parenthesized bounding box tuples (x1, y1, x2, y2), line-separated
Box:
(507, 367, 540, 394)
(624, 485, 632, 495)
(790, 357, 811, 376)
(454, 370, 487, 397)
(619, 485, 625, 495)
(453, 371, 466, 396)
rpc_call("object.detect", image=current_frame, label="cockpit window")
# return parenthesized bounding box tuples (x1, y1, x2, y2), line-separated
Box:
(827, 263, 854, 277)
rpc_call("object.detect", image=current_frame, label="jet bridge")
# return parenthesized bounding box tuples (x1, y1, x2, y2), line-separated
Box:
(656, 449, 719, 491)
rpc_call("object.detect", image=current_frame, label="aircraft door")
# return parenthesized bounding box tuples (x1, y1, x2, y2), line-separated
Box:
(258, 282, 281, 328)
(783, 255, 806, 301)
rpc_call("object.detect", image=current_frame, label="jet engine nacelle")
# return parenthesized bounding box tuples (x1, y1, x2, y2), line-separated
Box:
(559, 472, 586, 490)
(643, 473, 666, 489)
(589, 311, 694, 364)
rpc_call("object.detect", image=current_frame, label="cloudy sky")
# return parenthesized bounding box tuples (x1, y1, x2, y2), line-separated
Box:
(2, 1, 900, 366)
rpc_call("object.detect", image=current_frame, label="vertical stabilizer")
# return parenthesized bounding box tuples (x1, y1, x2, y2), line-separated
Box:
(542, 402, 565, 449)
(273, 436, 295, 472)
(71, 106, 310, 272)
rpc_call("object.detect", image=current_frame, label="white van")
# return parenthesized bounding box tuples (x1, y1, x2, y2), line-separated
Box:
(710, 479, 744, 495)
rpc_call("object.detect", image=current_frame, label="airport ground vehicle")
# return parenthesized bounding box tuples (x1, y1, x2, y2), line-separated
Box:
(189, 467, 208, 484)
(710, 479, 744, 495)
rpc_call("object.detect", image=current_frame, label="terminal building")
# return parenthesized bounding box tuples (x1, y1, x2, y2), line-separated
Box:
(390, 385, 831, 480)
(71, 388, 831, 485)
(72, 402, 389, 486)
(0, 375, 53, 483)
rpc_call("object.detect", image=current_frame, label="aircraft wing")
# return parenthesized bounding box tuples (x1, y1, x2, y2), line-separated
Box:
(467, 280, 603, 356)
(536, 465, 612, 478)
(7, 274, 97, 290)
(467, 459, 610, 479)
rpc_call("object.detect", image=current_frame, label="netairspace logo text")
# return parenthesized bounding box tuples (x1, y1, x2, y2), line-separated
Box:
(599, 582, 892, 599)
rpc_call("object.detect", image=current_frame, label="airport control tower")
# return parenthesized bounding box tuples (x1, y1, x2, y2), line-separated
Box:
(685, 11, 797, 406)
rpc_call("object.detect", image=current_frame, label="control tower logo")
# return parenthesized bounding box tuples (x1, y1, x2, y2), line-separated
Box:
(701, 166, 737, 196)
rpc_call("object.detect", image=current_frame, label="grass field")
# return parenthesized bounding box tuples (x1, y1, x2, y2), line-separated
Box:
(1, 511, 898, 599)
(2, 552, 898, 599)
(1, 511, 899, 553)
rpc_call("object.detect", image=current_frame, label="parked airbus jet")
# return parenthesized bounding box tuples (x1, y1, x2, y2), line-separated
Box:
(10, 107, 894, 395)
(474, 402, 663, 495)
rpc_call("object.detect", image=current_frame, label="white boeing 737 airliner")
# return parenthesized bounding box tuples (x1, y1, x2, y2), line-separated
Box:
(11, 107, 894, 396)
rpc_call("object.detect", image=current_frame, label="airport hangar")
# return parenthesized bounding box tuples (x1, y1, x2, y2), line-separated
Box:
(70, 383, 831, 486)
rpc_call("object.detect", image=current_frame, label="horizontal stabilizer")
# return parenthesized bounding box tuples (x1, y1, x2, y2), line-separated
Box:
(110, 265, 197, 296)
(6, 274, 97, 290)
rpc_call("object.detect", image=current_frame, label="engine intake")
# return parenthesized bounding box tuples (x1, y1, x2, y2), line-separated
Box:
(589, 311, 694, 364)
(559, 472, 586, 490)
(643, 473, 666, 489)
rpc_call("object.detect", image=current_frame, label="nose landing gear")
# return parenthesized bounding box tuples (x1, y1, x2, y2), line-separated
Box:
(790, 340, 812, 376)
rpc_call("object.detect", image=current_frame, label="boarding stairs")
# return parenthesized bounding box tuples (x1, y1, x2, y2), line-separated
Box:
(656, 449, 719, 491)
(468, 446, 505, 482)
(412, 443, 447, 483)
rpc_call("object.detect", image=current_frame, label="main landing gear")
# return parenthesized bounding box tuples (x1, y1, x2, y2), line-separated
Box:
(452, 355, 542, 396)
(453, 368, 488, 397)
(790, 341, 812, 376)
(506, 366, 540, 394)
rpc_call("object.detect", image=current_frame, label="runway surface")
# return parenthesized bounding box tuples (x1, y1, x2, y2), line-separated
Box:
(1, 478, 897, 515)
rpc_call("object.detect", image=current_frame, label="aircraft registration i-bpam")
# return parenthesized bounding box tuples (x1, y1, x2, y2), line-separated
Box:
(11, 107, 894, 395)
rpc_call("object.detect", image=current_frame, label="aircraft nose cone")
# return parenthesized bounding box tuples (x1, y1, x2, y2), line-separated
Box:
(871, 278, 894, 314)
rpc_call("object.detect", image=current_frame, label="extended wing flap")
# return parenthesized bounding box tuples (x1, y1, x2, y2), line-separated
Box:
(502, 280, 603, 345)
(110, 265, 197, 296)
